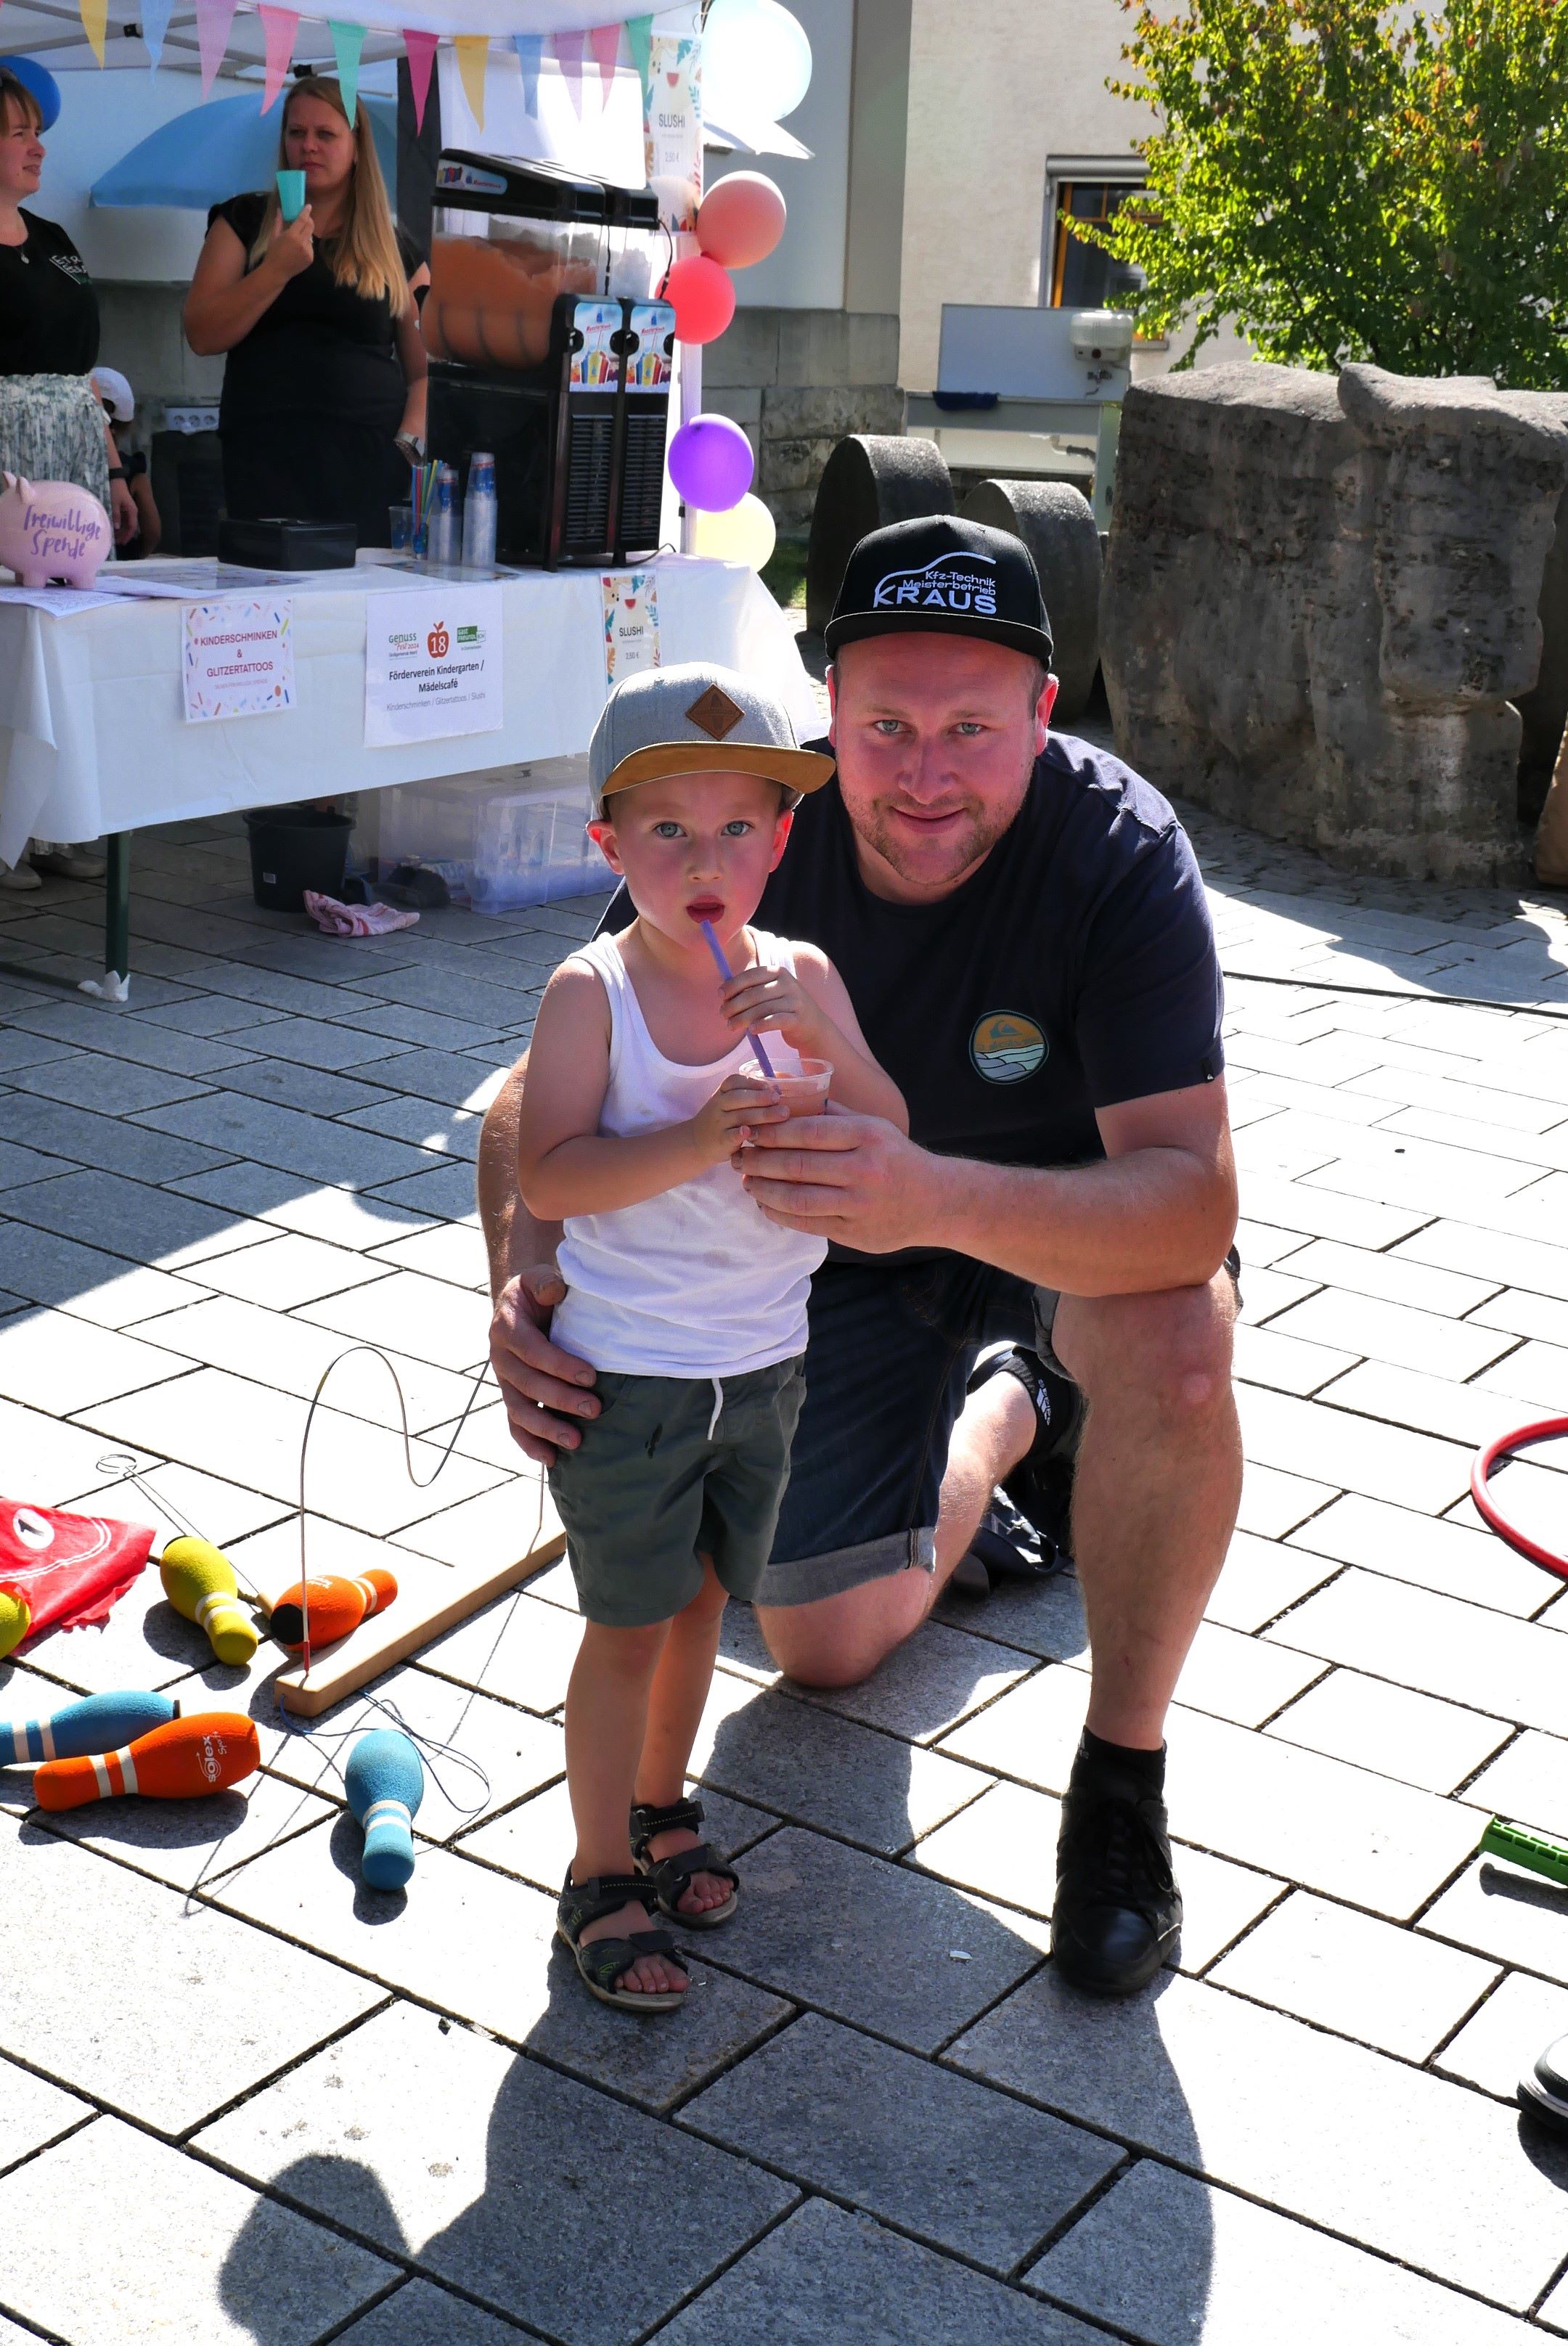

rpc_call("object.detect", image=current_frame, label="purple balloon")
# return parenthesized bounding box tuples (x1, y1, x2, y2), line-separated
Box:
(667, 414, 755, 513)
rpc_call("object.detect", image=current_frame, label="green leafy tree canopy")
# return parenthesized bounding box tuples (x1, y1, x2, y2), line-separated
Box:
(1085, 0, 1568, 386)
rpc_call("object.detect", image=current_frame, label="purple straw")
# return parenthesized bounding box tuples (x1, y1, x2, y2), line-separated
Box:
(699, 920, 776, 1077)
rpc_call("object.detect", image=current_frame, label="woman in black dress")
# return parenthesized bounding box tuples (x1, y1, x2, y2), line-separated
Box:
(183, 73, 428, 549)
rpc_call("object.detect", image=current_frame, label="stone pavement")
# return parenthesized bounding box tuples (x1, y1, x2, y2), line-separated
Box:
(5, 794, 1568, 2342)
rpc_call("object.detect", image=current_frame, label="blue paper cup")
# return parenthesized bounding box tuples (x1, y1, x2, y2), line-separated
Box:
(277, 169, 306, 223)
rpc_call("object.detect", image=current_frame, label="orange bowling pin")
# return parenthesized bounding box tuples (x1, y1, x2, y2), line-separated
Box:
(267, 1568, 398, 1653)
(33, 1712, 260, 1811)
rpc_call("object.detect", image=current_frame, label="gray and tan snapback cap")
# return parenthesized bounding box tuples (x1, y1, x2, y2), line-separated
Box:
(589, 660, 834, 818)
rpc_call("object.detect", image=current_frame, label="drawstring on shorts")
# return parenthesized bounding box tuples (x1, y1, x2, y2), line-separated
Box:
(707, 1377, 724, 1442)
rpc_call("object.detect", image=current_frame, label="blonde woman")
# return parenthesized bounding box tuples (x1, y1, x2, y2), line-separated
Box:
(184, 73, 428, 548)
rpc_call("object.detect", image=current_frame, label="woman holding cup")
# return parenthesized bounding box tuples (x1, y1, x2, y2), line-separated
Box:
(183, 73, 428, 548)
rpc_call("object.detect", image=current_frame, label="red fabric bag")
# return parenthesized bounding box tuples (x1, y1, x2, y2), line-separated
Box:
(0, 1498, 155, 1641)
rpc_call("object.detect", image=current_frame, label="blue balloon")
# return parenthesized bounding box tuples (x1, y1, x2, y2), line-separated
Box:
(3, 56, 62, 134)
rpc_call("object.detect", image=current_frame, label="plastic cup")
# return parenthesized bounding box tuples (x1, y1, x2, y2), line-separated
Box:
(277, 170, 307, 223)
(388, 504, 412, 552)
(742, 1055, 831, 1116)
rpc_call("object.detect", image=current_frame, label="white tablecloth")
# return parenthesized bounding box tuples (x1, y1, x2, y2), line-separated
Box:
(0, 555, 819, 867)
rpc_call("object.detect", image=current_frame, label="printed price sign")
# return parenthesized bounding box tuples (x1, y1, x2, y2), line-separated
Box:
(182, 599, 294, 722)
(364, 584, 503, 747)
(601, 570, 661, 685)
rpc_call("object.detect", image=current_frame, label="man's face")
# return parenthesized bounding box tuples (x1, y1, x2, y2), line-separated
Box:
(828, 633, 1056, 902)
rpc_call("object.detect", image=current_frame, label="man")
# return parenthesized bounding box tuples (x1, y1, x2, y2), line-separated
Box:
(479, 516, 1241, 1996)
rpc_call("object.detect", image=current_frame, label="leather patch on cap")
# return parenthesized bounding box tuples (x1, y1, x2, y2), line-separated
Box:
(685, 684, 746, 740)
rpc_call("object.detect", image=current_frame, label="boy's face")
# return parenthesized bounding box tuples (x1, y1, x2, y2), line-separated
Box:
(589, 770, 793, 947)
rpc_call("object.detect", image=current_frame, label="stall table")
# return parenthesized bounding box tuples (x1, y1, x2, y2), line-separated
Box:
(0, 552, 817, 995)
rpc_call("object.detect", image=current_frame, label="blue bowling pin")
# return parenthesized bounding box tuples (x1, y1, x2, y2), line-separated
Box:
(0, 1690, 178, 1765)
(344, 1728, 423, 1889)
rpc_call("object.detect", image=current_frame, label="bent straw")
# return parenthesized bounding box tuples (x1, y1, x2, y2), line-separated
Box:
(698, 919, 776, 1077)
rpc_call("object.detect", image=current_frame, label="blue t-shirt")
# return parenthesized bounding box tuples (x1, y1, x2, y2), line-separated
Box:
(603, 729, 1224, 1173)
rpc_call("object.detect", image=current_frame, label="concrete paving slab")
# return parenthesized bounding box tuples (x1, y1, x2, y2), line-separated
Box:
(1203, 1528, 1341, 1632)
(1436, 1971, 1568, 2101)
(1287, 1492, 1552, 1617)
(0, 2053, 91, 2167)
(1265, 1667, 1512, 1792)
(1267, 1569, 1568, 1733)
(1209, 1888, 1498, 2058)
(458, 1774, 777, 1892)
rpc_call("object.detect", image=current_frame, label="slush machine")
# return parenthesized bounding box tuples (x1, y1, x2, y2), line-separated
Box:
(422, 152, 676, 568)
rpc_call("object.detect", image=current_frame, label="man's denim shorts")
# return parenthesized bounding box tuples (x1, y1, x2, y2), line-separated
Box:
(755, 1248, 1240, 1611)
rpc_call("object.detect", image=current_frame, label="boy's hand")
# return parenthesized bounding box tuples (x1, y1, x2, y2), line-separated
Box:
(690, 1071, 789, 1166)
(719, 965, 830, 1056)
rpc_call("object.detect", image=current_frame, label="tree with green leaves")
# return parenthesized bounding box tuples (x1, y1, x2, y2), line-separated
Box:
(1083, 0, 1568, 386)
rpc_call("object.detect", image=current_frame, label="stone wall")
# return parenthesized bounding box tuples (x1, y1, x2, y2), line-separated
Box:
(1101, 363, 1568, 884)
(704, 308, 905, 528)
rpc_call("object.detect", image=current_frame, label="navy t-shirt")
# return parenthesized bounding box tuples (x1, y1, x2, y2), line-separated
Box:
(601, 730, 1224, 1176)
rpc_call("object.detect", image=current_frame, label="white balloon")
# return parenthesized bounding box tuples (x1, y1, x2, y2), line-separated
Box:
(702, 0, 812, 126)
(691, 493, 778, 571)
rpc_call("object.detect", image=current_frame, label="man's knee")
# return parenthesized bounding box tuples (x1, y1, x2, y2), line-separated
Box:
(1054, 1275, 1236, 1431)
(755, 1580, 920, 1689)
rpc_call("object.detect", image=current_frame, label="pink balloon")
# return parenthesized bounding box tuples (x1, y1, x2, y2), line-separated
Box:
(662, 253, 736, 346)
(668, 414, 755, 512)
(698, 171, 787, 269)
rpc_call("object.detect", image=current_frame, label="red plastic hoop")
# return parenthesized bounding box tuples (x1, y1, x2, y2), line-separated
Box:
(1470, 1415, 1568, 1581)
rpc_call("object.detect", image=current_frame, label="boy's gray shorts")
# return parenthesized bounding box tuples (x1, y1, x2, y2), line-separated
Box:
(547, 1354, 806, 1627)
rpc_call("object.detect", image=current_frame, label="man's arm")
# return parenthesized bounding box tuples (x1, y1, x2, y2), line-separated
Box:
(477, 1051, 601, 1463)
(734, 1078, 1237, 1296)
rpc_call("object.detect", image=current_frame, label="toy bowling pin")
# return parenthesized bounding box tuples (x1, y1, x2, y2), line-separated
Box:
(160, 1538, 258, 1666)
(269, 1568, 397, 1653)
(0, 1689, 178, 1765)
(0, 1591, 28, 1662)
(344, 1728, 423, 1889)
(33, 1712, 259, 1811)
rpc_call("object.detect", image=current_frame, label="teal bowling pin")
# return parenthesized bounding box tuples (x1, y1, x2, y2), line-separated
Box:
(344, 1728, 423, 1889)
(0, 1690, 178, 1766)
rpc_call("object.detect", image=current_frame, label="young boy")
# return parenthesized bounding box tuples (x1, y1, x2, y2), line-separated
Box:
(517, 662, 906, 2011)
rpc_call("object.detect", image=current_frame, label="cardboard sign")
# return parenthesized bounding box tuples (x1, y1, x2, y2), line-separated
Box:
(182, 599, 294, 722)
(364, 584, 503, 747)
(601, 570, 661, 684)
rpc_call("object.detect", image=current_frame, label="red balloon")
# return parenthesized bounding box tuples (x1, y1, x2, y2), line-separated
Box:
(662, 253, 736, 346)
(698, 172, 787, 269)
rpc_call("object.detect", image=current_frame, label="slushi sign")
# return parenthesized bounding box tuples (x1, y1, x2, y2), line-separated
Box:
(364, 585, 503, 747)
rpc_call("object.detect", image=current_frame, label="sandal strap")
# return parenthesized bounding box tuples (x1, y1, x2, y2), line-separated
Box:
(643, 1840, 738, 1897)
(558, 1870, 652, 1938)
(573, 1927, 688, 1998)
(629, 1797, 705, 1859)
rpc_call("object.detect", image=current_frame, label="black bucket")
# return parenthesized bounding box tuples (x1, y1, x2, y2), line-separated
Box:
(244, 804, 353, 912)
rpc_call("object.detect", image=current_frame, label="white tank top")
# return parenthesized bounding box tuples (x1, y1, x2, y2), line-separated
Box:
(550, 928, 828, 1378)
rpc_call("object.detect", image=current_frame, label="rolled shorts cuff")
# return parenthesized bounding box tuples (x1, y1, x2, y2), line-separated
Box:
(754, 1524, 936, 1610)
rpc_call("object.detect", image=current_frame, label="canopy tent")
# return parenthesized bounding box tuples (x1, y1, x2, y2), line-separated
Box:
(0, 0, 662, 75)
(89, 89, 396, 205)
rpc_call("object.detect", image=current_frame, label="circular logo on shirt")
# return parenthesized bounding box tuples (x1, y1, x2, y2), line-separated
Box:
(970, 1011, 1047, 1084)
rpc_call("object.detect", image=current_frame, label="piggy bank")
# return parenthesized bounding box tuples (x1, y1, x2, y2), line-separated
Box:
(0, 472, 110, 588)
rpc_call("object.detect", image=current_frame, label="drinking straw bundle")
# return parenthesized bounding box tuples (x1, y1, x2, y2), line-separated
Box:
(409, 460, 438, 555)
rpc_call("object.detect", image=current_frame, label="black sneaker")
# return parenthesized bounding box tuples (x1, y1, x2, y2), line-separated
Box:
(962, 1346, 1082, 1582)
(1053, 1734, 1182, 1995)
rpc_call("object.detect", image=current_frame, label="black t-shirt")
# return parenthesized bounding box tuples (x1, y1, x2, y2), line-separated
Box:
(208, 192, 419, 423)
(0, 213, 99, 377)
(602, 730, 1224, 1173)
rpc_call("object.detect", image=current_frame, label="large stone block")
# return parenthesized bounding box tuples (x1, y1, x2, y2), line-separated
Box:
(1101, 361, 1568, 883)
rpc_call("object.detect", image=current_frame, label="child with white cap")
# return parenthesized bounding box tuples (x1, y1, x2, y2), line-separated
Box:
(517, 659, 906, 2011)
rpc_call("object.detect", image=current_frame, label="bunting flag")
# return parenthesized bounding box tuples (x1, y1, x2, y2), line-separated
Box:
(258, 6, 298, 111)
(552, 26, 584, 113)
(513, 30, 543, 115)
(79, 0, 107, 62)
(139, 0, 173, 69)
(194, 0, 237, 94)
(329, 17, 364, 120)
(403, 27, 438, 131)
(587, 23, 620, 99)
(625, 13, 654, 106)
(454, 32, 488, 128)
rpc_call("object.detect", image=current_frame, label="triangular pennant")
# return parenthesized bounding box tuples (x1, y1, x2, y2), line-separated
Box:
(258, 6, 298, 111)
(587, 23, 620, 99)
(513, 30, 542, 113)
(454, 33, 488, 128)
(195, 0, 237, 94)
(552, 27, 585, 115)
(329, 18, 365, 123)
(140, 0, 173, 70)
(79, 0, 107, 62)
(403, 28, 438, 131)
(625, 14, 654, 106)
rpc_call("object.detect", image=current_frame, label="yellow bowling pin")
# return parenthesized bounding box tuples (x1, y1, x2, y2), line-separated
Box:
(160, 1538, 258, 1666)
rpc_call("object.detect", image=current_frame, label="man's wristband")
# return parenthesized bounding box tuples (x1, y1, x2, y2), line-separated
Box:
(107, 466, 126, 481)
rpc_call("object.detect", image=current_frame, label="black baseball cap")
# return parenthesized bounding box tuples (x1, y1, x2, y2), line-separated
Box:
(824, 515, 1054, 666)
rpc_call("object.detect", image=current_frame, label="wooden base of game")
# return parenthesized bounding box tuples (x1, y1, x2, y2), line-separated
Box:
(269, 1501, 566, 1719)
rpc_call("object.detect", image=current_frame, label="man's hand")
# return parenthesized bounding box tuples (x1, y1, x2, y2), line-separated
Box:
(489, 1262, 600, 1464)
(734, 1111, 944, 1252)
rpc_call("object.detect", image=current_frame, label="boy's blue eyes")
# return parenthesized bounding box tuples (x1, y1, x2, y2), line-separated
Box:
(650, 821, 754, 838)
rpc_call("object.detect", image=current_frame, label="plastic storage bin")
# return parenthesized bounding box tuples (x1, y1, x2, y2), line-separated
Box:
(471, 767, 602, 913)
